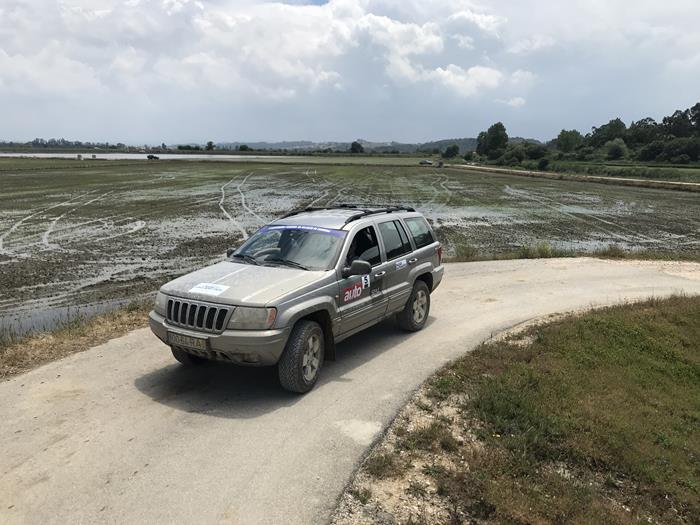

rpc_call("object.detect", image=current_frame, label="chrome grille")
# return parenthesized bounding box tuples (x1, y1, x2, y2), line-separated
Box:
(166, 299, 231, 333)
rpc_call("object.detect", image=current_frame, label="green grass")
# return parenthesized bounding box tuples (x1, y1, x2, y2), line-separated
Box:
(422, 295, 700, 523)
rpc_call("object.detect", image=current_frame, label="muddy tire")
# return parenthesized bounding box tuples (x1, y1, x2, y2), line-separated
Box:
(171, 346, 207, 365)
(398, 280, 430, 332)
(278, 320, 324, 394)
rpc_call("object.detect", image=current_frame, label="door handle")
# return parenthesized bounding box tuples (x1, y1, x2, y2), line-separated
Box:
(408, 258, 418, 265)
(374, 271, 386, 278)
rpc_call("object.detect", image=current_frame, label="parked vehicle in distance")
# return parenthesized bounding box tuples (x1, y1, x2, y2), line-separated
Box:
(149, 206, 444, 393)
(419, 159, 433, 166)
(147, 154, 159, 160)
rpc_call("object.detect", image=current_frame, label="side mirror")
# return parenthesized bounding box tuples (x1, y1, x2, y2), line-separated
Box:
(342, 259, 371, 278)
(226, 248, 236, 257)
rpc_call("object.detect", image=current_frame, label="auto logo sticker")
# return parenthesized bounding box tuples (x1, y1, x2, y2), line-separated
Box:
(343, 283, 363, 303)
(361, 275, 370, 289)
(189, 283, 229, 296)
(395, 259, 407, 270)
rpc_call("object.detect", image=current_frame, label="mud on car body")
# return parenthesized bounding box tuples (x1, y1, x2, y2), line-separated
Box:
(149, 206, 444, 393)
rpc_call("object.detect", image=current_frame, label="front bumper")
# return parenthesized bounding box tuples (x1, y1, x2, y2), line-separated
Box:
(149, 311, 291, 366)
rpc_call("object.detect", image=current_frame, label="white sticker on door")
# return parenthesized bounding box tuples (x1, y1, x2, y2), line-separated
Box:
(189, 283, 229, 296)
(361, 275, 371, 289)
(395, 259, 407, 270)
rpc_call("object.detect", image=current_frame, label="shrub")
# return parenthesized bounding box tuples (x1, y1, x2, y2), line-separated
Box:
(605, 138, 628, 160)
(537, 157, 550, 171)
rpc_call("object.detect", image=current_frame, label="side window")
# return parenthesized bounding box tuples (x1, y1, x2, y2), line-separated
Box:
(378, 221, 412, 260)
(404, 217, 435, 249)
(346, 226, 381, 266)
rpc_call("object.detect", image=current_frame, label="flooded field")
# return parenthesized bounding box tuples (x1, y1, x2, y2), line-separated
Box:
(1, 159, 698, 334)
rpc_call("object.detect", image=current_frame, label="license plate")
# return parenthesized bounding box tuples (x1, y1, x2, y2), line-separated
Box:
(168, 332, 208, 351)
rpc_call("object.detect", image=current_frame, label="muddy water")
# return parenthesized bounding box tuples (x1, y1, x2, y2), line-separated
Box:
(1, 161, 698, 337)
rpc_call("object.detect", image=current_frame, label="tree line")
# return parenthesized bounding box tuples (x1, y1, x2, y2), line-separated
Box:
(470, 102, 700, 168)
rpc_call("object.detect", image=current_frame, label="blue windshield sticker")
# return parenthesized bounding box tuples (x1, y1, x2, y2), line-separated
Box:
(259, 225, 346, 237)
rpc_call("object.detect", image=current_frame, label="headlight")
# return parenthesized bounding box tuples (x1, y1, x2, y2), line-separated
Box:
(154, 291, 168, 316)
(227, 307, 277, 330)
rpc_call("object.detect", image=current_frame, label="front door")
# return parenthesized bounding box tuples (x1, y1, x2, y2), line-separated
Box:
(336, 225, 386, 335)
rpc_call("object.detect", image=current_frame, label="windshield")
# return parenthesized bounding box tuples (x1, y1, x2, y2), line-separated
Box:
(233, 225, 347, 271)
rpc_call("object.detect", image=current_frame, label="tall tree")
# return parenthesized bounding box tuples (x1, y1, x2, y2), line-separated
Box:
(442, 144, 459, 158)
(589, 118, 627, 148)
(476, 122, 508, 157)
(205, 141, 215, 151)
(627, 118, 659, 147)
(350, 141, 364, 154)
(663, 109, 693, 138)
(556, 129, 583, 152)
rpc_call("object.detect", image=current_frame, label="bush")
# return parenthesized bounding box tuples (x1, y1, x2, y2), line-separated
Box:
(671, 154, 691, 164)
(605, 138, 628, 160)
(463, 151, 474, 161)
(525, 143, 549, 160)
(537, 158, 550, 171)
(487, 148, 505, 161)
(638, 140, 665, 161)
(503, 145, 526, 165)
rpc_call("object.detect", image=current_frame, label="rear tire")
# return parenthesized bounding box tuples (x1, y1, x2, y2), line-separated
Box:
(171, 346, 207, 365)
(278, 320, 324, 393)
(398, 280, 430, 332)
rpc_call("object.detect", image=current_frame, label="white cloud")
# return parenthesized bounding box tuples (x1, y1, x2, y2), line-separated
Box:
(507, 34, 555, 54)
(497, 96, 526, 108)
(1, 0, 699, 142)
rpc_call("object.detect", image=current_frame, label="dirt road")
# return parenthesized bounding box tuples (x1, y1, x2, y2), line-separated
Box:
(1, 258, 699, 524)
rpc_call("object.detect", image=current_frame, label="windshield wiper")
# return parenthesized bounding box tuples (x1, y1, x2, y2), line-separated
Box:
(230, 253, 260, 266)
(265, 257, 310, 271)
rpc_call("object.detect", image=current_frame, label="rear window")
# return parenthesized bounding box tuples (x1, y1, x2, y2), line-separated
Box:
(404, 217, 435, 249)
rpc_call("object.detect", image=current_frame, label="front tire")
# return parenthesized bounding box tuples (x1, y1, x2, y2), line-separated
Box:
(398, 280, 430, 332)
(171, 346, 207, 365)
(278, 320, 324, 393)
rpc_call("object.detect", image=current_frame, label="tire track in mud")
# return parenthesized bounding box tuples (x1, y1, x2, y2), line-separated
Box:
(504, 185, 658, 244)
(42, 191, 115, 250)
(0, 193, 92, 257)
(237, 172, 265, 224)
(219, 175, 248, 240)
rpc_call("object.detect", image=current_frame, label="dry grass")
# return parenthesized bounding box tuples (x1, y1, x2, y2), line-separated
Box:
(0, 302, 151, 380)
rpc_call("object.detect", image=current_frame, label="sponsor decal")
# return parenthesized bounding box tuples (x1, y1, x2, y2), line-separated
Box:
(189, 283, 229, 296)
(395, 259, 407, 270)
(361, 275, 371, 289)
(343, 282, 363, 303)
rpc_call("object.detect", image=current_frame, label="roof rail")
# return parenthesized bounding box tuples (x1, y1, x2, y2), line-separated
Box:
(279, 204, 359, 219)
(343, 206, 415, 224)
(279, 204, 415, 222)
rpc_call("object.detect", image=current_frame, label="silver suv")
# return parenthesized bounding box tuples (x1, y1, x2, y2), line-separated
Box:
(149, 206, 444, 393)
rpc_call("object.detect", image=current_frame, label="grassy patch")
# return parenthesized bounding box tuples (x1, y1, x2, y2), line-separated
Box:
(425, 295, 700, 523)
(0, 302, 151, 379)
(364, 452, 409, 479)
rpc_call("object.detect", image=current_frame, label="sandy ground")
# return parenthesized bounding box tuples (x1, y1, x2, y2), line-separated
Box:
(1, 258, 699, 525)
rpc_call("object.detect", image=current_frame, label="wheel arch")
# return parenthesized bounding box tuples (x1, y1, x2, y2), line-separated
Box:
(414, 271, 433, 292)
(295, 309, 336, 361)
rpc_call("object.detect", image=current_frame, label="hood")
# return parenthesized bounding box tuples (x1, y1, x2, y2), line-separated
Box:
(161, 261, 327, 306)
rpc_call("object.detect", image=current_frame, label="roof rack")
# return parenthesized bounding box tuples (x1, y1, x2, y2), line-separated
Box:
(280, 204, 359, 219)
(343, 206, 415, 224)
(279, 204, 415, 223)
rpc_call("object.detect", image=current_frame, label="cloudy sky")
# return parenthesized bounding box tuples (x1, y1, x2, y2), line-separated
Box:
(1, 0, 699, 144)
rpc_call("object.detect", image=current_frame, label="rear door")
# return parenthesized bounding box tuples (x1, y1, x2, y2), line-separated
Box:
(376, 219, 414, 315)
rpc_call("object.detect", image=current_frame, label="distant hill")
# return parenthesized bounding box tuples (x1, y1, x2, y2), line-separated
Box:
(217, 136, 540, 154)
